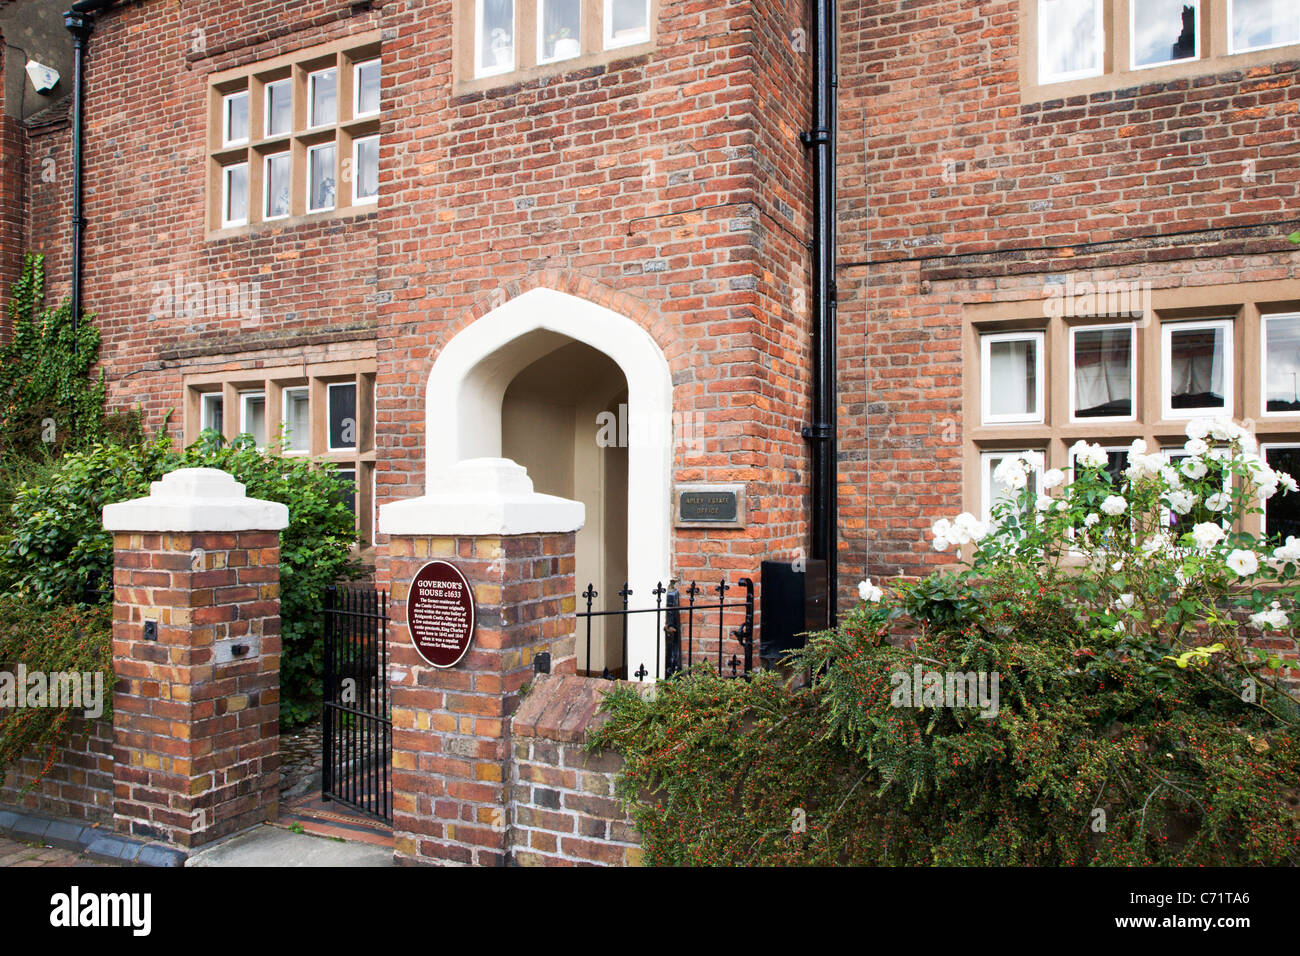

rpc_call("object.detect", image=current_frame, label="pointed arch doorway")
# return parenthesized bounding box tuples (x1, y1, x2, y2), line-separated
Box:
(423, 288, 673, 678)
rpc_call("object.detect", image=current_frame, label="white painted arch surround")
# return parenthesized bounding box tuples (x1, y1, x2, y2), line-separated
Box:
(422, 288, 673, 677)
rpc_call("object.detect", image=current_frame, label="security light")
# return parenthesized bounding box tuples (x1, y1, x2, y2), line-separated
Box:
(26, 60, 61, 94)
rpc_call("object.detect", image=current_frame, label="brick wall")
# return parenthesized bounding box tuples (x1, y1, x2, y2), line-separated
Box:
(0, 716, 113, 825)
(111, 529, 282, 847)
(509, 673, 641, 866)
(0, 1, 819, 625)
(836, 0, 1300, 592)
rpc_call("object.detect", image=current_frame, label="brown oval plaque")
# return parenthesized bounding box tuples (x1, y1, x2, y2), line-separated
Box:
(406, 560, 476, 669)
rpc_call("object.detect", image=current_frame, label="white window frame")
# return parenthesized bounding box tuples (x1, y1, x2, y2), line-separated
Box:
(222, 90, 250, 147)
(1068, 322, 1137, 423)
(264, 78, 292, 138)
(352, 135, 380, 206)
(1227, 0, 1300, 55)
(221, 162, 249, 229)
(282, 386, 310, 455)
(980, 450, 1043, 522)
(980, 330, 1045, 426)
(604, 0, 651, 50)
(239, 391, 267, 448)
(263, 152, 291, 221)
(307, 67, 338, 129)
(1161, 318, 1234, 420)
(1130, 0, 1200, 70)
(538, 0, 583, 64)
(1260, 442, 1300, 536)
(353, 58, 381, 118)
(475, 0, 516, 78)
(1038, 0, 1105, 84)
(200, 392, 224, 434)
(327, 381, 360, 453)
(1260, 312, 1300, 418)
(306, 142, 337, 214)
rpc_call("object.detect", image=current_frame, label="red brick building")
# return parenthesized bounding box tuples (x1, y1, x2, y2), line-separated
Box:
(1, 0, 1299, 665)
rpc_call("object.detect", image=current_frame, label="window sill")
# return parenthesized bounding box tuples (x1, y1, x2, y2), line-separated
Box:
(453, 40, 653, 97)
(205, 204, 377, 242)
(1020, 42, 1300, 106)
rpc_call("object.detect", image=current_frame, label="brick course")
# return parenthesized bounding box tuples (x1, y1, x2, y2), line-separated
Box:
(0, 716, 113, 825)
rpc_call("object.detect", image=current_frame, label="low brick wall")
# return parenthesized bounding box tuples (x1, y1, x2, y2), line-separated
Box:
(0, 716, 114, 824)
(509, 674, 642, 866)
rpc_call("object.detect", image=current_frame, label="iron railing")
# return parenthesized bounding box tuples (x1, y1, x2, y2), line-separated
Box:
(322, 585, 392, 824)
(578, 577, 755, 681)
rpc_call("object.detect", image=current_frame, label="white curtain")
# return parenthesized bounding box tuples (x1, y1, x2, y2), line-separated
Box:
(1074, 329, 1132, 414)
(1170, 329, 1223, 404)
(989, 340, 1035, 416)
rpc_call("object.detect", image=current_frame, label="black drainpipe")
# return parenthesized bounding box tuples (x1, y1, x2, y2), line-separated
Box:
(62, 0, 115, 337)
(801, 0, 838, 626)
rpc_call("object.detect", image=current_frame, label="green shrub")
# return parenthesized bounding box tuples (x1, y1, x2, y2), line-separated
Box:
(593, 420, 1300, 866)
(177, 431, 361, 726)
(0, 431, 359, 729)
(0, 435, 174, 605)
(0, 599, 112, 789)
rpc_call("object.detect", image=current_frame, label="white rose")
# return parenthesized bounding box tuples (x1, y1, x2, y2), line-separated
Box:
(953, 512, 988, 543)
(1279, 473, 1299, 494)
(1165, 490, 1195, 515)
(1181, 457, 1208, 480)
(1041, 468, 1065, 490)
(858, 579, 884, 603)
(1035, 493, 1054, 512)
(994, 457, 1028, 490)
(1205, 492, 1230, 512)
(1250, 602, 1289, 630)
(1183, 438, 1208, 457)
(1190, 522, 1224, 551)
(1083, 513, 1101, 528)
(1116, 593, 1135, 609)
(1129, 438, 1148, 458)
(1226, 549, 1259, 578)
(1184, 418, 1211, 441)
(1209, 418, 1238, 442)
(1100, 495, 1127, 516)
(1274, 536, 1300, 563)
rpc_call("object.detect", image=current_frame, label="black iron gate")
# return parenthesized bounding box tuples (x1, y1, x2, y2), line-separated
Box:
(578, 577, 755, 681)
(322, 585, 392, 824)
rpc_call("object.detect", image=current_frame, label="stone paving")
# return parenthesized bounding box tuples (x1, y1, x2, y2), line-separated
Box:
(279, 718, 323, 797)
(0, 835, 114, 867)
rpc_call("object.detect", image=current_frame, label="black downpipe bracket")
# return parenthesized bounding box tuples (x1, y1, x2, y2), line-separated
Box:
(801, 0, 839, 626)
(63, 0, 115, 338)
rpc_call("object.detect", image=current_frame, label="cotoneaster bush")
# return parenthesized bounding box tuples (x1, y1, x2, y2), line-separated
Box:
(592, 418, 1300, 866)
(0, 600, 112, 790)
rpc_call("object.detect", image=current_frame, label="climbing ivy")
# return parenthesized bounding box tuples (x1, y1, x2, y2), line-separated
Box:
(0, 253, 110, 461)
